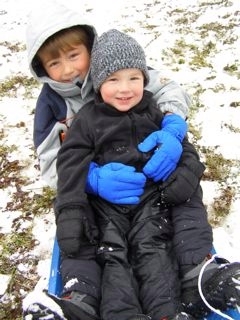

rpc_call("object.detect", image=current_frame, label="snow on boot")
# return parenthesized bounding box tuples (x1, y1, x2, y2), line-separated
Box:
(181, 255, 240, 318)
(160, 312, 196, 320)
(22, 290, 66, 320)
(170, 312, 196, 319)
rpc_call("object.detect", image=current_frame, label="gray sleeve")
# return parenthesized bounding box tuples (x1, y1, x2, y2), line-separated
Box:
(146, 69, 191, 119)
(36, 123, 67, 189)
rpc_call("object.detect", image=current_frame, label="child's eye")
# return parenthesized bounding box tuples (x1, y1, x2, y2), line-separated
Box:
(108, 77, 117, 82)
(69, 52, 79, 59)
(47, 61, 59, 68)
(68, 49, 82, 60)
(131, 76, 141, 80)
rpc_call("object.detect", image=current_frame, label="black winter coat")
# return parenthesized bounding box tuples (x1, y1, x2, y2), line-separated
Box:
(55, 90, 205, 214)
(56, 90, 163, 212)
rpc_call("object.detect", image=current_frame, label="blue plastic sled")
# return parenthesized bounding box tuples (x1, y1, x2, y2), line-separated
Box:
(48, 238, 240, 319)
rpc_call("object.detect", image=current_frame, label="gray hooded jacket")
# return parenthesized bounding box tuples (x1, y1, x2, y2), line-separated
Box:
(26, 1, 191, 189)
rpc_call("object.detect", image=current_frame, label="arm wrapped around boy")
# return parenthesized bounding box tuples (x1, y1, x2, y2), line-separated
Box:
(158, 137, 205, 206)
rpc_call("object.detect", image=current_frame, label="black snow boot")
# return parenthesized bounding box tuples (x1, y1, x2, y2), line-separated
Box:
(23, 302, 65, 320)
(170, 312, 196, 320)
(127, 315, 151, 320)
(181, 256, 240, 318)
(54, 291, 100, 320)
(160, 312, 196, 320)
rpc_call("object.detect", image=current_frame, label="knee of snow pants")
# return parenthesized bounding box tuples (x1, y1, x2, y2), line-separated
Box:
(60, 246, 101, 300)
(171, 186, 213, 266)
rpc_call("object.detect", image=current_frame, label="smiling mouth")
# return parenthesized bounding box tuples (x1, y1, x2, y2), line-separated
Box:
(117, 97, 131, 100)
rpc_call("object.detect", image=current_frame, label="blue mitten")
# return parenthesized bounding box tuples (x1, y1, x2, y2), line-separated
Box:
(138, 131, 182, 182)
(161, 114, 188, 142)
(86, 162, 146, 204)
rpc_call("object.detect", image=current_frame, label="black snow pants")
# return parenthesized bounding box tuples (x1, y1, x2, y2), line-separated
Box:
(90, 185, 181, 320)
(59, 200, 101, 307)
(170, 185, 213, 277)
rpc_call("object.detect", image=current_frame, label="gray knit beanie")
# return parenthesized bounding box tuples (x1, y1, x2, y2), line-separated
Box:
(91, 29, 149, 92)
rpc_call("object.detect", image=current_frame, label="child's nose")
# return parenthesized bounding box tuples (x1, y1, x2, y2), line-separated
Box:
(119, 80, 129, 91)
(63, 62, 74, 75)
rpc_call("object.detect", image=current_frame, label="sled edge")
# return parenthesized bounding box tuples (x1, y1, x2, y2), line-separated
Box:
(48, 237, 62, 296)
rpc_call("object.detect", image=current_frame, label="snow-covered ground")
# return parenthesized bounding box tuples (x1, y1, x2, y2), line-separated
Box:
(0, 0, 239, 318)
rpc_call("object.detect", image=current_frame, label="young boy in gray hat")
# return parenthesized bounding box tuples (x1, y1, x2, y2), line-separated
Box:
(54, 29, 240, 320)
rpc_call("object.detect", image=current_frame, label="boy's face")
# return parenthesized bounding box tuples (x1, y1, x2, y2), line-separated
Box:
(38, 44, 90, 83)
(100, 68, 144, 112)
